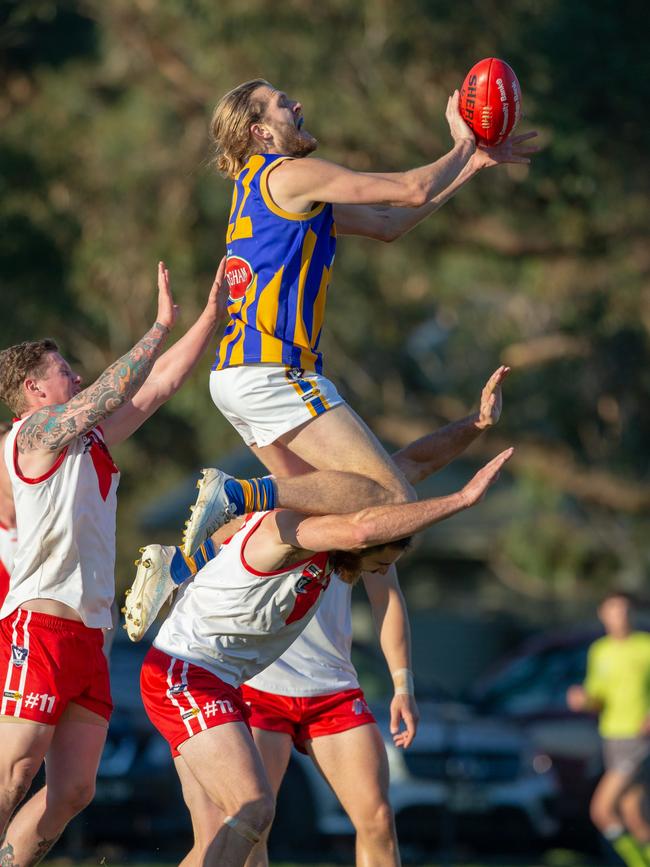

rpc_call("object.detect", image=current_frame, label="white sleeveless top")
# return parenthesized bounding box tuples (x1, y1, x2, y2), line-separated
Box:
(154, 511, 331, 688)
(0, 521, 17, 604)
(246, 573, 359, 696)
(1, 418, 120, 628)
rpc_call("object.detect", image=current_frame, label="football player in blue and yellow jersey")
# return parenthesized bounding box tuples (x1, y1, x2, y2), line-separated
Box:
(180, 79, 536, 550)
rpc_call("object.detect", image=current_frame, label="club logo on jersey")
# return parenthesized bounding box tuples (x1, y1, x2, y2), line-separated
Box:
(168, 682, 188, 696)
(352, 697, 370, 716)
(11, 645, 28, 667)
(286, 367, 306, 383)
(295, 563, 325, 594)
(225, 255, 254, 302)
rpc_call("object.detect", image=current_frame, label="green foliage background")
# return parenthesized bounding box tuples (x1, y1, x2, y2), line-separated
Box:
(1, 0, 648, 616)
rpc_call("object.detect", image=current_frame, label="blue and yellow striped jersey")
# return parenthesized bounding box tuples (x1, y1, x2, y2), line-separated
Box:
(213, 153, 337, 374)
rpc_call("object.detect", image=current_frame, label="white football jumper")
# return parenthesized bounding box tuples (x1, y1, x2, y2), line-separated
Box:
(0, 522, 17, 582)
(154, 511, 331, 688)
(1, 418, 120, 629)
(246, 573, 359, 696)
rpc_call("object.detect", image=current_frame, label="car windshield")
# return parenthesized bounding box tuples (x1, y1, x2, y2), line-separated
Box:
(473, 643, 590, 716)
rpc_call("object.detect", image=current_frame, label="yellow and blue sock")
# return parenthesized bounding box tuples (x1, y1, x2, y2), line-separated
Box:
(169, 538, 216, 585)
(224, 477, 276, 515)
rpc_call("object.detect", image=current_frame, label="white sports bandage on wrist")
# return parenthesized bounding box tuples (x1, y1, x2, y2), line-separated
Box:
(392, 668, 415, 696)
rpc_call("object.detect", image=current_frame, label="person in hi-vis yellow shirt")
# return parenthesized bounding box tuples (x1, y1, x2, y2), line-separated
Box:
(567, 591, 650, 867)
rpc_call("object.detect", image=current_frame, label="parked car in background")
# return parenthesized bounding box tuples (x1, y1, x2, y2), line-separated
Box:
(469, 626, 609, 850)
(276, 642, 560, 859)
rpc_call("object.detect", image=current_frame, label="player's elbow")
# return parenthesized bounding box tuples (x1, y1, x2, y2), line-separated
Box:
(345, 513, 380, 550)
(375, 224, 401, 243)
(401, 176, 429, 208)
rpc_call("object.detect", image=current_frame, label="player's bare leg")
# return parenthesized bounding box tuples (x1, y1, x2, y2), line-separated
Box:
(591, 769, 631, 832)
(175, 758, 224, 867)
(243, 729, 294, 867)
(0, 720, 53, 842)
(618, 781, 650, 844)
(259, 404, 415, 511)
(0, 704, 107, 865)
(175, 722, 274, 867)
(184, 406, 415, 554)
(590, 769, 650, 867)
(306, 724, 400, 867)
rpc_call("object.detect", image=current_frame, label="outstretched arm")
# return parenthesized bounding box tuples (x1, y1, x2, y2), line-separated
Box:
(281, 447, 513, 554)
(363, 565, 419, 749)
(102, 259, 228, 445)
(334, 132, 539, 241)
(16, 263, 177, 463)
(394, 366, 510, 484)
(269, 92, 476, 213)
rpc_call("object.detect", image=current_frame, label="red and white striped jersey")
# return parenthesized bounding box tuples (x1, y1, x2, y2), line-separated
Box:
(2, 418, 120, 628)
(154, 511, 331, 688)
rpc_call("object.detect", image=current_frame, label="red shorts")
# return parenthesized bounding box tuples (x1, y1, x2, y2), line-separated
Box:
(0, 608, 112, 724)
(240, 684, 376, 753)
(140, 646, 251, 757)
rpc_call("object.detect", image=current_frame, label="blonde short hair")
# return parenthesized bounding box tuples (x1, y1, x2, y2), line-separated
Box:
(210, 79, 272, 178)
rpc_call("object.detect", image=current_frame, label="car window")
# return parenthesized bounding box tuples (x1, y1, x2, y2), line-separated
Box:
(474, 643, 590, 716)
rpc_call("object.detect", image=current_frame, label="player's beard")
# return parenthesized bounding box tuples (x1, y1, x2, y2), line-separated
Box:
(279, 122, 318, 158)
(328, 550, 363, 585)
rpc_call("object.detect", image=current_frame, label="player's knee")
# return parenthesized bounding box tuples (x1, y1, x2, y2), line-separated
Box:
(387, 479, 416, 505)
(0, 756, 39, 804)
(590, 801, 615, 832)
(57, 779, 96, 815)
(353, 799, 395, 840)
(238, 792, 275, 837)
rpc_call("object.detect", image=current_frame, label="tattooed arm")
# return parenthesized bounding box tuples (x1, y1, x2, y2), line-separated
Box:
(101, 259, 228, 446)
(15, 262, 177, 477)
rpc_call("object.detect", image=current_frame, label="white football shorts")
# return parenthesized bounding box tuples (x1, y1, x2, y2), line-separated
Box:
(210, 364, 345, 448)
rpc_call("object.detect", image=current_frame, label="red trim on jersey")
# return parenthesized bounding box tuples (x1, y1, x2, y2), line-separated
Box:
(220, 513, 256, 549)
(13, 429, 68, 485)
(240, 512, 315, 578)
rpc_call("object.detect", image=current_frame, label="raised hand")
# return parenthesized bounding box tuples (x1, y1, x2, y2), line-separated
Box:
(446, 90, 476, 147)
(475, 365, 511, 430)
(460, 448, 514, 508)
(156, 261, 180, 331)
(206, 257, 229, 323)
(472, 131, 540, 170)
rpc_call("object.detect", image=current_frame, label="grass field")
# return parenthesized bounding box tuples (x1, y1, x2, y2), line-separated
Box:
(45, 848, 604, 866)
(47, 858, 603, 867)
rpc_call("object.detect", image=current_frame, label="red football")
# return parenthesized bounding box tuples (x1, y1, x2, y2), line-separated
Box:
(459, 58, 522, 146)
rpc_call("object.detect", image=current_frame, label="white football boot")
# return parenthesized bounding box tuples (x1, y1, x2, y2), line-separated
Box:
(182, 468, 238, 557)
(122, 544, 177, 642)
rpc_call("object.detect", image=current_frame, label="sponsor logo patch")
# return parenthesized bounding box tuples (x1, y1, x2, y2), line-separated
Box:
(3, 690, 21, 700)
(225, 255, 254, 302)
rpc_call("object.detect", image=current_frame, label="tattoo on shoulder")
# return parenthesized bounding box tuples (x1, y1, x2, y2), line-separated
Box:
(16, 322, 169, 454)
